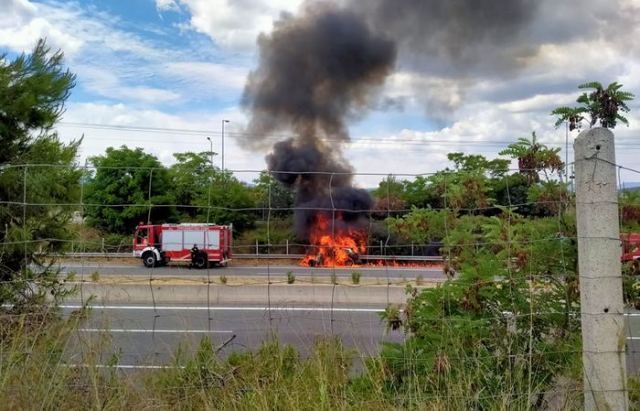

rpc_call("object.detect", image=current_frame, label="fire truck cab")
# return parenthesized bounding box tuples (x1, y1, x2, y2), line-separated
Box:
(622, 233, 640, 263)
(133, 223, 232, 268)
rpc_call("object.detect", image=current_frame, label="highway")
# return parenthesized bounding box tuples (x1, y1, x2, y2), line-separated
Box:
(63, 302, 402, 368)
(58, 262, 445, 281)
(61, 301, 640, 375)
(53, 263, 640, 376)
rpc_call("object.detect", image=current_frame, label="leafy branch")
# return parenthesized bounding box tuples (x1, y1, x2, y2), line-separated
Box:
(551, 81, 634, 130)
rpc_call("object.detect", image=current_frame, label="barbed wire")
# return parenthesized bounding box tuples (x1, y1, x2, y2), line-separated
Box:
(1, 156, 638, 406)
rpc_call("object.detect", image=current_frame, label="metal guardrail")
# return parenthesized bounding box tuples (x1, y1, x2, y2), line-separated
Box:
(58, 252, 444, 262)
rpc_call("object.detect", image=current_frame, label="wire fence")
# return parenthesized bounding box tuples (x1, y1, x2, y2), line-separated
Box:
(1, 146, 639, 407)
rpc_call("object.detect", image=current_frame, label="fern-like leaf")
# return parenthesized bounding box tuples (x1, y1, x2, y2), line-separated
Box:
(578, 81, 603, 90)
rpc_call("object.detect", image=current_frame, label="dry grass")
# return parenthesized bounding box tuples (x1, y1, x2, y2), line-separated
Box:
(0, 308, 595, 411)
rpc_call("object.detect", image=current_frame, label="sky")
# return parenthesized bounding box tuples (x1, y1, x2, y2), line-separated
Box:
(1, 0, 640, 187)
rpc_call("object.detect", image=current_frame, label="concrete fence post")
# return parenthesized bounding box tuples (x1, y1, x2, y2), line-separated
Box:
(574, 127, 627, 410)
(286, 239, 289, 255)
(255, 239, 259, 256)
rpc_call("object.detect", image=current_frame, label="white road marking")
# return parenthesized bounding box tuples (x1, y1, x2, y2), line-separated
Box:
(60, 304, 385, 313)
(78, 328, 233, 334)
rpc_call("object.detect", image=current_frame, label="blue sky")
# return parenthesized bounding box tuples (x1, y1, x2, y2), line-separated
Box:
(2, 0, 640, 186)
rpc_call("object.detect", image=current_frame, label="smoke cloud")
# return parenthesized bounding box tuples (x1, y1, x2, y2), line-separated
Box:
(351, 0, 540, 78)
(242, 2, 393, 239)
(241, 0, 543, 240)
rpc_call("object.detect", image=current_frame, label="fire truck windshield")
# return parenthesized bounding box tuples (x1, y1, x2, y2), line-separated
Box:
(136, 228, 148, 245)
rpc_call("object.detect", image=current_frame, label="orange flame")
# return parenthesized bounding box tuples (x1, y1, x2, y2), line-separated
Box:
(301, 213, 367, 267)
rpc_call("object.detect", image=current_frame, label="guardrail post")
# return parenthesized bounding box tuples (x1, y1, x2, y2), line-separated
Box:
(101, 238, 105, 253)
(574, 127, 627, 410)
(411, 243, 414, 256)
(286, 239, 289, 255)
(255, 239, 259, 256)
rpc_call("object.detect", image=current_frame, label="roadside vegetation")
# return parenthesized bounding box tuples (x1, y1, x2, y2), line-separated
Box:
(3, 39, 640, 409)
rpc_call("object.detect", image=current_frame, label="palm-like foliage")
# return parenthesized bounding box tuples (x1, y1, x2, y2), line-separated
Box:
(552, 81, 634, 130)
(550, 106, 586, 131)
(499, 132, 563, 183)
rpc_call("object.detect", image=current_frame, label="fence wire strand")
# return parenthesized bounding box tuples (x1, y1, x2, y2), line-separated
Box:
(2, 157, 640, 406)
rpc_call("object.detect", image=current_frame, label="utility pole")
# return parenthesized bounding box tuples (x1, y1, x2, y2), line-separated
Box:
(206, 136, 213, 223)
(574, 127, 627, 410)
(565, 121, 569, 185)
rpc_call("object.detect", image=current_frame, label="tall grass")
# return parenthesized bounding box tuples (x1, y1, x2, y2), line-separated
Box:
(0, 308, 626, 410)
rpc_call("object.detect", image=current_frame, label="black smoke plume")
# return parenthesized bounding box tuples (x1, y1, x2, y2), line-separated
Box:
(241, 0, 541, 240)
(351, 0, 540, 78)
(242, 2, 395, 240)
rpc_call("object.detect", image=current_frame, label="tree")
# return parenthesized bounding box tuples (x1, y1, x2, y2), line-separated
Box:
(168, 151, 214, 219)
(166, 151, 258, 230)
(203, 171, 257, 231)
(499, 133, 568, 216)
(428, 153, 509, 213)
(620, 189, 640, 231)
(402, 176, 436, 209)
(552, 81, 634, 130)
(0, 40, 80, 307)
(253, 171, 295, 219)
(84, 146, 177, 234)
(372, 176, 407, 218)
(499, 132, 564, 183)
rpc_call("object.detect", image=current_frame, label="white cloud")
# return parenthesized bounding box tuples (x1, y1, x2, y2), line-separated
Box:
(158, 0, 303, 50)
(3, 0, 639, 188)
(163, 62, 248, 93)
(0, 0, 83, 54)
(56, 102, 260, 177)
(76, 66, 181, 103)
(156, 0, 180, 12)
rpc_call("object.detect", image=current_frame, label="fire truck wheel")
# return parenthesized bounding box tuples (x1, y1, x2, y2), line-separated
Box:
(193, 253, 207, 269)
(142, 252, 157, 268)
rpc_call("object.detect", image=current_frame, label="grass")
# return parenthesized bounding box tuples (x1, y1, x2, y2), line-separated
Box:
(286, 271, 295, 284)
(351, 271, 361, 285)
(90, 270, 100, 282)
(0, 306, 604, 410)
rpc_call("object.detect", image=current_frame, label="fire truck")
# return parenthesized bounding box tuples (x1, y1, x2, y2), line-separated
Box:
(133, 223, 232, 268)
(622, 233, 640, 263)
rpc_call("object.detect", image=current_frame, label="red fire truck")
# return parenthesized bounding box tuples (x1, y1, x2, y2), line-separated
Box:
(622, 233, 640, 263)
(133, 223, 232, 268)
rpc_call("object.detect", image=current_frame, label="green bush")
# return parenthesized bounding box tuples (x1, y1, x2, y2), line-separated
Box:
(380, 211, 582, 408)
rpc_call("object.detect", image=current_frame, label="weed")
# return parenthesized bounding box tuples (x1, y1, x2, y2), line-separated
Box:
(219, 275, 228, 284)
(416, 275, 424, 286)
(351, 271, 361, 285)
(90, 271, 100, 282)
(286, 271, 295, 284)
(330, 272, 337, 285)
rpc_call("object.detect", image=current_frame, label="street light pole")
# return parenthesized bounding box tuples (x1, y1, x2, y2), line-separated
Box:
(221, 119, 230, 172)
(206, 137, 213, 223)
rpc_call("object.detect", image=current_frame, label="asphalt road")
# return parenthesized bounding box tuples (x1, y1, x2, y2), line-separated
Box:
(59, 262, 445, 281)
(59, 301, 640, 376)
(63, 303, 403, 368)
